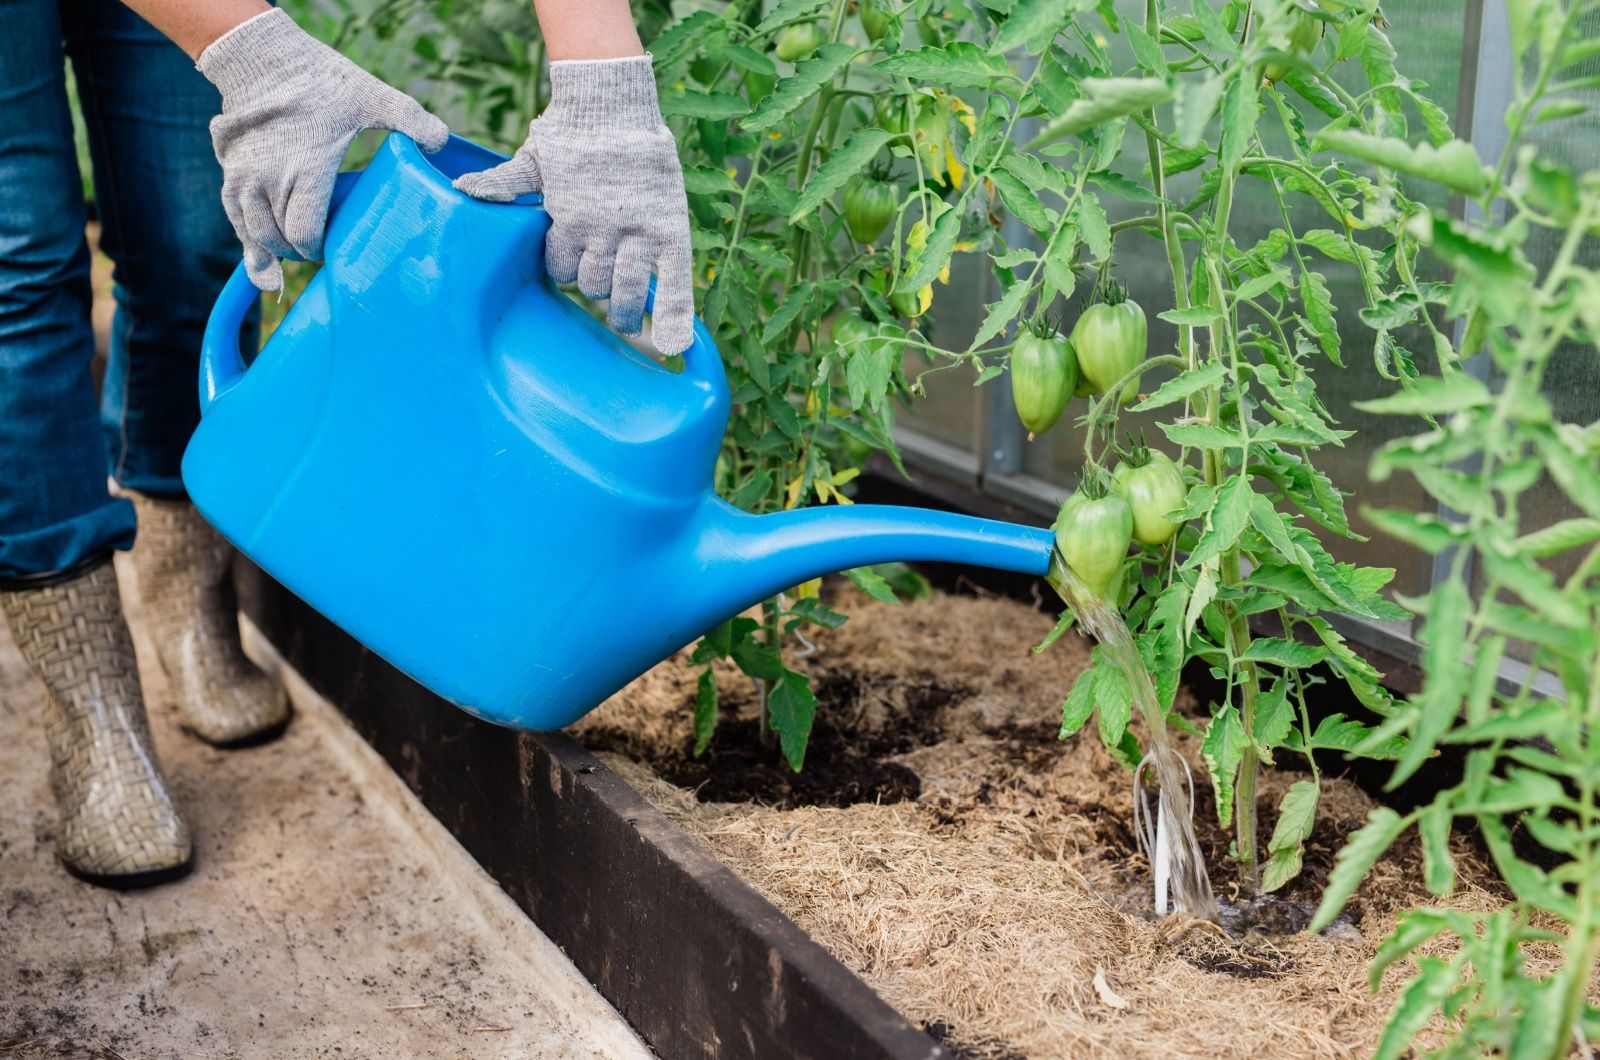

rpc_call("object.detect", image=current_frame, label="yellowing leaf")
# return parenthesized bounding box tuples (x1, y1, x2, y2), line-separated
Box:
(784, 473, 804, 509)
(917, 284, 933, 312)
(794, 578, 821, 599)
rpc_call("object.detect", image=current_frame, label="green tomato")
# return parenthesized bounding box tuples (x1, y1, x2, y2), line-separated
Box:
(842, 173, 897, 245)
(875, 95, 913, 138)
(858, 0, 893, 41)
(830, 309, 876, 351)
(889, 288, 922, 319)
(1010, 330, 1077, 438)
(1071, 298, 1147, 405)
(1052, 487, 1133, 600)
(775, 22, 825, 62)
(1112, 452, 1188, 546)
(1264, 10, 1323, 82)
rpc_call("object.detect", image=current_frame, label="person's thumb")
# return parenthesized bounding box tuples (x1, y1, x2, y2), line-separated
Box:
(453, 155, 542, 203)
(366, 87, 450, 153)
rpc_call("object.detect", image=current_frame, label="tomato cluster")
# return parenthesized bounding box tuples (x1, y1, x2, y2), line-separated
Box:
(1007, 281, 1148, 439)
(1052, 439, 1189, 601)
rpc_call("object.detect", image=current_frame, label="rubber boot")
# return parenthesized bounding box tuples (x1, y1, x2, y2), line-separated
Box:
(2, 561, 193, 887)
(126, 493, 290, 747)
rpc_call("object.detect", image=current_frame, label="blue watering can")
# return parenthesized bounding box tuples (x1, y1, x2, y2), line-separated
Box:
(182, 132, 1054, 732)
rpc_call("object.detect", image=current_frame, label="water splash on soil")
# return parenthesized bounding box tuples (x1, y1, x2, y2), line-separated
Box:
(1047, 548, 1218, 922)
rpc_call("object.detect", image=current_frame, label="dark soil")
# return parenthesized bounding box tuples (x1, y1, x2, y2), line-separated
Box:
(655, 715, 923, 808)
(585, 670, 969, 809)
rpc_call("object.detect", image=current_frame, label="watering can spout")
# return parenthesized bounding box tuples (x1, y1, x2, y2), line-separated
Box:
(698, 500, 1055, 613)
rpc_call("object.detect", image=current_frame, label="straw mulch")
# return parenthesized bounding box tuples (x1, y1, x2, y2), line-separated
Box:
(573, 586, 1527, 1059)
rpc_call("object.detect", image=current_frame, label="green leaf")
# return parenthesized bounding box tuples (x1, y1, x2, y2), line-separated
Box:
(898, 205, 961, 293)
(1157, 305, 1223, 326)
(992, 166, 1055, 231)
(1088, 169, 1163, 204)
(1034, 78, 1174, 141)
(1185, 562, 1217, 644)
(768, 668, 819, 771)
(1233, 267, 1290, 303)
(990, 0, 1078, 54)
(970, 277, 1033, 349)
(1174, 73, 1225, 148)
(649, 10, 724, 67)
(1036, 608, 1076, 654)
(1075, 194, 1111, 263)
(659, 89, 749, 120)
(874, 42, 1016, 87)
(1159, 422, 1245, 451)
(1361, 506, 1467, 555)
(1191, 473, 1252, 567)
(1219, 71, 1260, 173)
(1190, 0, 1236, 53)
(845, 565, 899, 604)
(1374, 958, 1456, 1060)
(693, 666, 718, 755)
(1240, 637, 1328, 669)
(790, 129, 892, 221)
(1369, 909, 1465, 992)
(1310, 806, 1408, 931)
(1059, 664, 1097, 737)
(1262, 779, 1318, 892)
(1252, 680, 1295, 751)
(1387, 579, 1470, 787)
(743, 44, 859, 132)
(1298, 270, 1342, 365)
(1516, 517, 1600, 558)
(1131, 361, 1225, 411)
(682, 163, 742, 196)
(1534, 427, 1600, 519)
(1353, 373, 1493, 415)
(1417, 803, 1455, 897)
(1479, 815, 1577, 921)
(752, 0, 831, 35)
(1092, 649, 1132, 748)
(1202, 705, 1245, 827)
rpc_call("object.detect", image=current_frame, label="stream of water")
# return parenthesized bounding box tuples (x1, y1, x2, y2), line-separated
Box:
(1047, 548, 1219, 922)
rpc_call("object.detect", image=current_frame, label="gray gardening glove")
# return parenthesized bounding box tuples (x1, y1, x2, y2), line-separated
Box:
(197, 9, 449, 291)
(453, 55, 696, 357)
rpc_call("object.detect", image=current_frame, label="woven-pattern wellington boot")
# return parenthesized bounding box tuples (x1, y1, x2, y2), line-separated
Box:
(127, 494, 290, 747)
(2, 562, 193, 887)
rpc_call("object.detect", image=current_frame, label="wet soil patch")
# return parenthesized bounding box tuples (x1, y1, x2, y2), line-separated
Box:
(653, 716, 923, 809)
(583, 670, 968, 809)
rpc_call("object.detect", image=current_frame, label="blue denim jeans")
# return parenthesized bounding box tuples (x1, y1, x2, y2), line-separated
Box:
(0, 0, 252, 585)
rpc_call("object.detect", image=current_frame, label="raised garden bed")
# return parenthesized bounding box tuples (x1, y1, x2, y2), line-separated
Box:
(573, 582, 1514, 1059)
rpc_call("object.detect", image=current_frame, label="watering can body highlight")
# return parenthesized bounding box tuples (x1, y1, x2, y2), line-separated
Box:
(182, 133, 1053, 731)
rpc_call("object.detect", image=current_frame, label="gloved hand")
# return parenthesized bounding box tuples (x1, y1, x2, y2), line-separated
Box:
(197, 9, 449, 291)
(453, 55, 696, 357)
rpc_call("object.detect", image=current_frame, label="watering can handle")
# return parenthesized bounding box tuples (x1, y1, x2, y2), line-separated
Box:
(198, 170, 363, 416)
